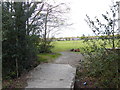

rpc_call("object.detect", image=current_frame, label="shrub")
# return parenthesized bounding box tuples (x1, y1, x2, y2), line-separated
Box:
(81, 39, 119, 88)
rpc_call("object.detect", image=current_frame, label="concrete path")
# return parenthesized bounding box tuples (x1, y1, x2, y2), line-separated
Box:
(25, 52, 84, 88)
(53, 52, 84, 67)
(25, 63, 76, 88)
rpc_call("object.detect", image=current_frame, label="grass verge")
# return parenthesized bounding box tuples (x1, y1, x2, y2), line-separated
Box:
(37, 53, 61, 63)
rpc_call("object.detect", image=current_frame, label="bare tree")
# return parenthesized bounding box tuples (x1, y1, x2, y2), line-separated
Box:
(32, 1, 70, 53)
(41, 2, 70, 39)
(85, 2, 119, 49)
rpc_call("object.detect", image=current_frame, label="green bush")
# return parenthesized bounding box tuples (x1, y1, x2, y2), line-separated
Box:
(38, 40, 54, 53)
(2, 2, 39, 79)
(81, 39, 119, 88)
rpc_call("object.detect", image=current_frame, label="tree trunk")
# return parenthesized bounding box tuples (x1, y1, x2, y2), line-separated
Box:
(44, 8, 49, 51)
(15, 58, 19, 78)
(112, 18, 115, 49)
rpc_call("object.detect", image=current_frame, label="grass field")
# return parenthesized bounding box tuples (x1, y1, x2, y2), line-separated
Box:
(51, 40, 86, 52)
(37, 39, 119, 63)
(51, 39, 120, 52)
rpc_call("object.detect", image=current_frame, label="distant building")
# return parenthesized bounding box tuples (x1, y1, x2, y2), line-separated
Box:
(72, 38, 80, 41)
(57, 38, 66, 41)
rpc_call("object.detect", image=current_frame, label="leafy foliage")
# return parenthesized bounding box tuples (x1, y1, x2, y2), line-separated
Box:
(81, 39, 119, 88)
(82, 2, 120, 88)
(2, 1, 69, 80)
(38, 38, 54, 53)
(2, 2, 41, 79)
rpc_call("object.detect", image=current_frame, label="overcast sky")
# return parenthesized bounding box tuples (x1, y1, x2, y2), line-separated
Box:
(51, 0, 119, 38)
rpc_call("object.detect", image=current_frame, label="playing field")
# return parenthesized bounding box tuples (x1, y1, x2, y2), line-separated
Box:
(51, 40, 87, 52)
(51, 39, 119, 52)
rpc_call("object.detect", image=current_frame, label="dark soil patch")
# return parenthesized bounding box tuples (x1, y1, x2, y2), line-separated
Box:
(74, 76, 99, 89)
(2, 72, 28, 89)
(2, 61, 40, 89)
(74, 67, 100, 89)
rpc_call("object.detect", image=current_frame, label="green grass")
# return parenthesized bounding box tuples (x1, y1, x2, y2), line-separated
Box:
(51, 40, 86, 52)
(51, 39, 119, 52)
(37, 39, 119, 63)
(37, 53, 61, 63)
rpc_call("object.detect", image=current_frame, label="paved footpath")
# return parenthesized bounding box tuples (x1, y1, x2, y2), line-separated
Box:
(25, 51, 84, 89)
(53, 52, 84, 67)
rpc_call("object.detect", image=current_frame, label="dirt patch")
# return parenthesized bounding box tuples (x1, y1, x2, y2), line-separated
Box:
(2, 72, 28, 89)
(74, 75, 99, 89)
(74, 66, 101, 89)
